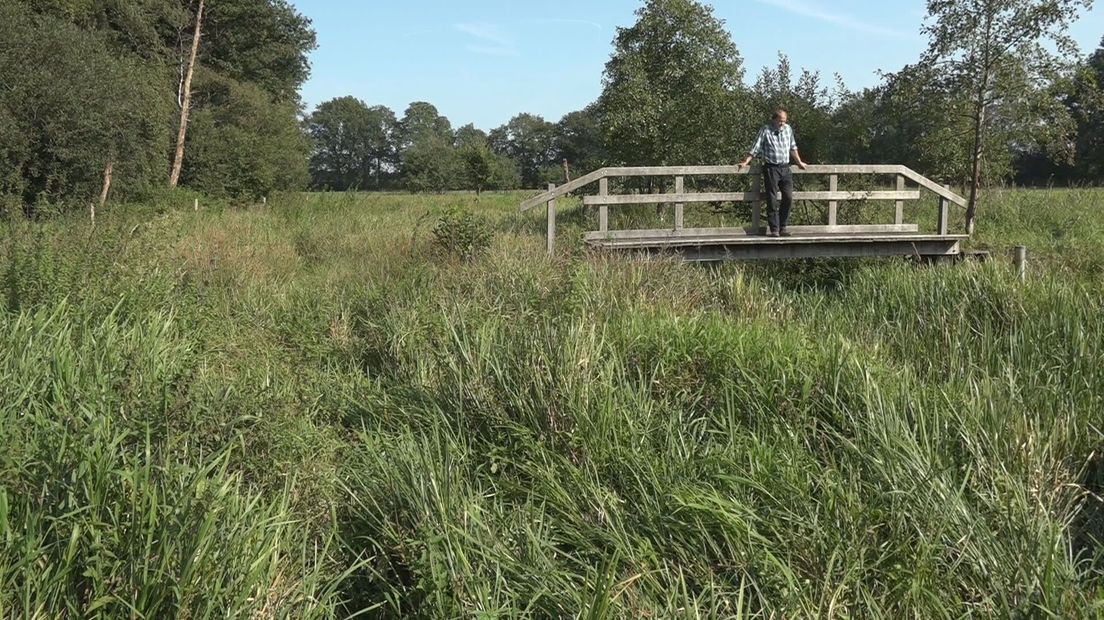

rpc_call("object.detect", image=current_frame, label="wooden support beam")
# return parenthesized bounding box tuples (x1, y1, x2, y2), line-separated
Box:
(547, 182, 556, 254)
(598, 178, 608, 233)
(828, 174, 838, 226)
(585, 223, 920, 241)
(674, 176, 684, 231)
(895, 175, 905, 224)
(937, 196, 949, 236)
(581, 190, 919, 206)
(750, 173, 761, 234)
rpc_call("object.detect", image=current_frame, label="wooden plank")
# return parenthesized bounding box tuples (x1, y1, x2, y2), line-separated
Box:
(625, 239, 964, 262)
(828, 174, 838, 226)
(937, 196, 949, 236)
(674, 176, 684, 231)
(750, 173, 761, 234)
(895, 175, 905, 225)
(598, 178, 609, 233)
(600, 164, 906, 177)
(520, 167, 607, 211)
(521, 164, 962, 211)
(592, 233, 968, 248)
(585, 224, 920, 242)
(581, 190, 919, 206)
(547, 183, 556, 254)
(900, 166, 967, 207)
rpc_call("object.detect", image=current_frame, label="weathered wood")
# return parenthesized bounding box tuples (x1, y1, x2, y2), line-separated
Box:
(598, 178, 609, 232)
(750, 173, 762, 233)
(585, 224, 920, 241)
(674, 176, 684, 231)
(594, 233, 967, 248)
(895, 175, 905, 224)
(937, 196, 950, 236)
(581, 190, 919, 206)
(520, 167, 608, 211)
(828, 174, 838, 226)
(547, 183, 556, 254)
(519, 164, 965, 212)
(1013, 246, 1027, 281)
(613, 238, 964, 262)
(901, 167, 967, 207)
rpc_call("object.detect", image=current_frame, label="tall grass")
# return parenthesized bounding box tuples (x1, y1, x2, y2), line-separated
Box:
(0, 188, 1101, 617)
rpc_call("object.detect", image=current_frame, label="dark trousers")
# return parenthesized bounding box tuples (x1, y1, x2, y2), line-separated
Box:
(763, 165, 793, 232)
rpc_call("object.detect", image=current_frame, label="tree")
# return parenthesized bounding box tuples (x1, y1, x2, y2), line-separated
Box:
(922, 0, 1092, 233)
(597, 0, 753, 168)
(402, 136, 461, 193)
(169, 0, 205, 189)
(198, 0, 316, 103)
(0, 4, 172, 208)
(181, 71, 310, 199)
(489, 114, 557, 188)
(1072, 36, 1104, 181)
(555, 105, 607, 177)
(305, 98, 397, 190)
(399, 102, 453, 150)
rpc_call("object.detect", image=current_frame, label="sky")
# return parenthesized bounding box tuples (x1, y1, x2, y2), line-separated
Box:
(288, 0, 1104, 131)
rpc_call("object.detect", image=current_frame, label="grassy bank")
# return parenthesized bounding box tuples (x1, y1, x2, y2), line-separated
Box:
(1, 189, 1102, 617)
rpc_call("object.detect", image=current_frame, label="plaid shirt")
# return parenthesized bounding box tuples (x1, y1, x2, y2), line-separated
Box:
(748, 124, 798, 165)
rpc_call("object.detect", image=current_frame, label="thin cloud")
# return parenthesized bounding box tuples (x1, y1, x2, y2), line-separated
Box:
(455, 22, 514, 47)
(750, 0, 916, 40)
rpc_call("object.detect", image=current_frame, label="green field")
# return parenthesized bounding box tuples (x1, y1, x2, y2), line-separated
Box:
(1, 189, 1102, 617)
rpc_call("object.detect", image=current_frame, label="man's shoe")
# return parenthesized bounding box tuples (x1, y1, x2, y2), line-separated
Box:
(766, 230, 780, 238)
(779, 229, 792, 237)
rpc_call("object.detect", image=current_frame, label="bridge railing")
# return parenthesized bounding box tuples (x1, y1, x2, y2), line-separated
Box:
(519, 164, 968, 253)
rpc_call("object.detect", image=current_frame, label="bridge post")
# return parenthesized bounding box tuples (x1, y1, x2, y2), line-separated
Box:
(828, 174, 838, 226)
(937, 196, 949, 236)
(598, 178, 609, 233)
(547, 182, 556, 254)
(750, 167, 762, 233)
(895, 175, 906, 224)
(674, 176, 684, 231)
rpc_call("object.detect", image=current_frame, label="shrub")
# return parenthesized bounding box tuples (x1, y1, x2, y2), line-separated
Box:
(431, 207, 493, 261)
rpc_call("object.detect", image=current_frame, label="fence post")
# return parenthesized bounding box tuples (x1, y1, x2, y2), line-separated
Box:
(1013, 246, 1027, 281)
(828, 174, 838, 226)
(547, 182, 556, 255)
(750, 167, 762, 234)
(895, 175, 905, 225)
(674, 175, 684, 231)
(937, 197, 949, 236)
(598, 177, 609, 233)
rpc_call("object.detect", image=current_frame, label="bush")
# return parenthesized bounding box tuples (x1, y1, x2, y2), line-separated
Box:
(431, 207, 493, 261)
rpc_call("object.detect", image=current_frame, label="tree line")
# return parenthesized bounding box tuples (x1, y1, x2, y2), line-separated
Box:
(1, 0, 1102, 218)
(0, 0, 314, 212)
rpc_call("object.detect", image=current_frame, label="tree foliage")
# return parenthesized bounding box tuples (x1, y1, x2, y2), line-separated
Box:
(598, 0, 752, 166)
(922, 0, 1092, 232)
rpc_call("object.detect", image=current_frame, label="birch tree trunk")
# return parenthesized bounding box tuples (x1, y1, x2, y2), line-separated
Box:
(169, 0, 205, 189)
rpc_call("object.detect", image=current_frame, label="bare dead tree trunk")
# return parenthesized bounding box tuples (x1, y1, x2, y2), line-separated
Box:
(169, 0, 205, 189)
(562, 159, 571, 182)
(99, 161, 114, 208)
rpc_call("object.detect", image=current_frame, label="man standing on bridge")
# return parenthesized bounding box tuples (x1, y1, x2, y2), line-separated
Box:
(738, 109, 808, 237)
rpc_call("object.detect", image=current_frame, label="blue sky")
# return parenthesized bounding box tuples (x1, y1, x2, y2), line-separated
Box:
(289, 0, 1104, 130)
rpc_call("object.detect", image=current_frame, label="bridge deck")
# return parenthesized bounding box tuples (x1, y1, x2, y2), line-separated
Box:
(587, 230, 968, 262)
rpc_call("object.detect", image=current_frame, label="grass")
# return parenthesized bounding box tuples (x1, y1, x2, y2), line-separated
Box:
(0, 187, 1102, 617)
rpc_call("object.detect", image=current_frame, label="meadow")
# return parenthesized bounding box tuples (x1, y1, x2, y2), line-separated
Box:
(0, 187, 1102, 618)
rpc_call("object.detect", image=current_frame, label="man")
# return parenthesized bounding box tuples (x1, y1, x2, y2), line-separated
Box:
(738, 109, 808, 237)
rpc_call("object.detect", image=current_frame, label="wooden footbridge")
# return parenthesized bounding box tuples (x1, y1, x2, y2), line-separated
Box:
(520, 165, 968, 261)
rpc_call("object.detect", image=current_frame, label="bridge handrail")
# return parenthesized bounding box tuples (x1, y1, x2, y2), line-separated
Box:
(519, 164, 966, 212)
